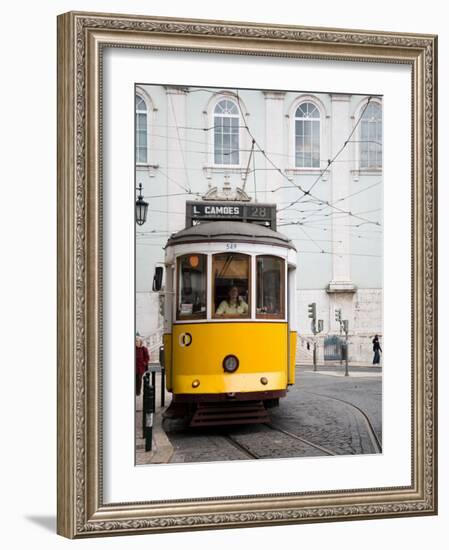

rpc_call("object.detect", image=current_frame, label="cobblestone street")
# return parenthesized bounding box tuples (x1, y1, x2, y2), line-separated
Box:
(136, 364, 382, 464)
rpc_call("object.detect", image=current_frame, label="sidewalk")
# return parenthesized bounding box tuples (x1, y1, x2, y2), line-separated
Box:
(135, 373, 174, 465)
(303, 369, 382, 378)
(298, 363, 382, 377)
(298, 361, 382, 368)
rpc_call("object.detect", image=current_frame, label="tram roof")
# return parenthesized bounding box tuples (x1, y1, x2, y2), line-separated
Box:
(166, 221, 296, 250)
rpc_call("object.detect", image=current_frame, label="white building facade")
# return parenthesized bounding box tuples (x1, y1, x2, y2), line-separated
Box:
(135, 85, 383, 364)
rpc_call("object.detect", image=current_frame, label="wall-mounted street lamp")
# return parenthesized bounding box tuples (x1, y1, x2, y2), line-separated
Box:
(136, 183, 149, 226)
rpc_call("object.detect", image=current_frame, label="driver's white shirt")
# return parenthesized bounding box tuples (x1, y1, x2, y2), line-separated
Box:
(215, 299, 248, 315)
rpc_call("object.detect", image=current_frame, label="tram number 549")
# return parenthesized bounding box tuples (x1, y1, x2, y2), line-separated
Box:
(226, 243, 237, 250)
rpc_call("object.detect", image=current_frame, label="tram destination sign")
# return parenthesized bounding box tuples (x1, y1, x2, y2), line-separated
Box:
(186, 201, 277, 230)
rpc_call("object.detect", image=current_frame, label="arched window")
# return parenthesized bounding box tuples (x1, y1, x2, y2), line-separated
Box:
(214, 99, 240, 165)
(136, 94, 148, 164)
(295, 102, 320, 168)
(360, 102, 382, 169)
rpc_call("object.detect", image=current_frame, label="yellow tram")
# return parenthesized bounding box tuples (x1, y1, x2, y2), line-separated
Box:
(155, 202, 297, 426)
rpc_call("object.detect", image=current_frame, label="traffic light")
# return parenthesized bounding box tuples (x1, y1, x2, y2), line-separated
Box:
(335, 308, 342, 322)
(317, 319, 324, 333)
(308, 302, 316, 320)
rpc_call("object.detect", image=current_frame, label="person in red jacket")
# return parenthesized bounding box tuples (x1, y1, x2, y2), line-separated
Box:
(135, 335, 150, 396)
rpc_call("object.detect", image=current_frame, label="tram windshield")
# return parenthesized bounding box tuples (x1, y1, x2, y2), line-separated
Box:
(177, 254, 207, 320)
(256, 256, 285, 319)
(213, 253, 250, 318)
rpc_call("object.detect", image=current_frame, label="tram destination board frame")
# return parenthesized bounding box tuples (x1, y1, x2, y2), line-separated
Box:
(185, 201, 278, 229)
(57, 11, 438, 538)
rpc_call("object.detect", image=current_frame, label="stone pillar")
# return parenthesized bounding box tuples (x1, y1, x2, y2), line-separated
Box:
(328, 94, 355, 292)
(165, 86, 189, 233)
(327, 94, 356, 331)
(262, 91, 286, 201)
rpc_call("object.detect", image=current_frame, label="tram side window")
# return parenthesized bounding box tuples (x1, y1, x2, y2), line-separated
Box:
(177, 254, 207, 320)
(256, 256, 285, 319)
(213, 253, 250, 318)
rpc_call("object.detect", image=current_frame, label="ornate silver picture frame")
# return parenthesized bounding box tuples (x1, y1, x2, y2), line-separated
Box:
(57, 11, 437, 538)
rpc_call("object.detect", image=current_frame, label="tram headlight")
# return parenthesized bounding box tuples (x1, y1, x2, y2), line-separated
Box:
(223, 355, 239, 373)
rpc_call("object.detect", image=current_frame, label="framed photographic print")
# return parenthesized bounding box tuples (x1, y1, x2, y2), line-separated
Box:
(57, 11, 437, 538)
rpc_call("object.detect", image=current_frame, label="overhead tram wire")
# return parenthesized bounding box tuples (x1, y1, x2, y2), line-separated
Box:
(233, 90, 380, 227)
(150, 122, 250, 132)
(168, 92, 193, 193)
(293, 231, 380, 243)
(147, 147, 382, 209)
(310, 206, 382, 220)
(253, 144, 258, 202)
(289, 237, 340, 243)
(150, 132, 208, 147)
(143, 191, 201, 203)
(140, 180, 379, 224)
(281, 208, 384, 224)
(136, 243, 170, 247)
(280, 216, 383, 233)
(145, 208, 185, 215)
(241, 139, 255, 192)
(148, 145, 250, 159)
(156, 167, 201, 196)
(145, 164, 380, 210)
(281, 207, 383, 226)
(148, 139, 378, 167)
(297, 226, 383, 239)
(296, 224, 327, 254)
(281, 224, 383, 242)
(289, 198, 381, 226)
(149, 128, 249, 147)
(297, 180, 383, 224)
(147, 155, 382, 214)
(291, 249, 382, 258)
(140, 167, 380, 216)
(329, 180, 382, 204)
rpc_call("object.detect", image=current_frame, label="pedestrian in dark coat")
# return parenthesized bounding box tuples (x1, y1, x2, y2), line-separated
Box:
(372, 334, 382, 365)
(136, 336, 150, 396)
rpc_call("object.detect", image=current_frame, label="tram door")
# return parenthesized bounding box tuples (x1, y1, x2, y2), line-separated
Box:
(163, 265, 174, 391)
(287, 265, 297, 385)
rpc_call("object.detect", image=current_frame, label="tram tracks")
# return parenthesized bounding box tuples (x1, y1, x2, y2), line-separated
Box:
(222, 433, 261, 460)
(264, 423, 336, 455)
(221, 391, 382, 460)
(222, 424, 335, 459)
(301, 390, 382, 454)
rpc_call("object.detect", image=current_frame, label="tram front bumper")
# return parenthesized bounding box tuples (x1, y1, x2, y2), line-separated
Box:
(173, 371, 287, 396)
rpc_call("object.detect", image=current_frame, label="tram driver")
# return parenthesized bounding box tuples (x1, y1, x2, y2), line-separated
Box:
(215, 285, 248, 316)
